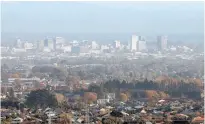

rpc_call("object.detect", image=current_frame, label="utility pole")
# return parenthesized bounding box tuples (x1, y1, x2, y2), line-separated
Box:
(86, 100, 89, 124)
(48, 116, 51, 124)
(18, 103, 21, 115)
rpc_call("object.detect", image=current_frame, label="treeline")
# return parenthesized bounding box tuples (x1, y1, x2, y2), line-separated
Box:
(104, 79, 201, 92)
(88, 79, 202, 99)
(1, 100, 25, 110)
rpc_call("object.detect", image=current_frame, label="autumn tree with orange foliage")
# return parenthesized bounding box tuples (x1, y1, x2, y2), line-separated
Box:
(145, 90, 159, 100)
(55, 93, 66, 104)
(120, 93, 128, 102)
(124, 90, 131, 99)
(84, 92, 97, 104)
(193, 78, 203, 87)
(11, 73, 20, 78)
(155, 75, 180, 84)
(158, 91, 169, 98)
(59, 113, 72, 124)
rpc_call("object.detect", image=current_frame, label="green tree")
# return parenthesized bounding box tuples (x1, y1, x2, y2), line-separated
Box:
(25, 89, 57, 109)
(8, 88, 15, 100)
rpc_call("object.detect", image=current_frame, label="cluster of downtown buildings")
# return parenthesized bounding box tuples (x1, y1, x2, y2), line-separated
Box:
(129, 35, 167, 52)
(2, 35, 168, 54)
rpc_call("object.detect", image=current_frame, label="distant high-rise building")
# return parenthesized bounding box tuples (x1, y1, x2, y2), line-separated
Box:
(137, 36, 146, 51)
(16, 39, 24, 48)
(44, 38, 55, 50)
(138, 40, 147, 51)
(62, 45, 72, 53)
(114, 40, 121, 49)
(53, 38, 56, 50)
(138, 36, 145, 41)
(24, 42, 34, 50)
(48, 38, 54, 50)
(55, 37, 65, 44)
(37, 40, 44, 51)
(54, 37, 65, 50)
(157, 36, 168, 51)
(12, 48, 26, 53)
(71, 46, 80, 54)
(101, 45, 109, 52)
(80, 46, 89, 53)
(91, 41, 99, 50)
(44, 39, 49, 47)
(130, 35, 139, 51)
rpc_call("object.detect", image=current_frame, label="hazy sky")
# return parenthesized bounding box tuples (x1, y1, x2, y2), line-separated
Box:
(1, 1, 204, 35)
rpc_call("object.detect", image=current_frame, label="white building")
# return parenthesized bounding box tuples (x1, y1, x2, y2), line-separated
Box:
(169, 46, 177, 51)
(157, 36, 168, 51)
(44, 38, 55, 51)
(106, 93, 115, 100)
(91, 41, 99, 50)
(1, 47, 9, 53)
(114, 40, 121, 48)
(101, 45, 109, 52)
(130, 35, 139, 51)
(177, 46, 193, 52)
(12, 48, 26, 53)
(72, 40, 79, 46)
(56, 44, 63, 50)
(48, 39, 54, 50)
(80, 46, 89, 53)
(8, 77, 41, 83)
(55, 37, 65, 49)
(43, 47, 51, 52)
(55, 37, 65, 44)
(97, 99, 110, 105)
(90, 50, 101, 54)
(62, 45, 72, 53)
(24, 42, 34, 50)
(37, 40, 44, 51)
(138, 40, 147, 51)
(16, 39, 24, 48)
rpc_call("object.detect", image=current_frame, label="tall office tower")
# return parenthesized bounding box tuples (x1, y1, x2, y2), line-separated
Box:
(114, 40, 121, 48)
(38, 40, 44, 51)
(157, 36, 168, 51)
(54, 37, 65, 50)
(137, 36, 146, 51)
(53, 38, 56, 50)
(44, 39, 49, 47)
(55, 37, 65, 44)
(138, 40, 147, 51)
(16, 39, 24, 48)
(36, 41, 40, 50)
(138, 36, 146, 41)
(130, 35, 139, 51)
(48, 38, 54, 50)
(44, 38, 55, 50)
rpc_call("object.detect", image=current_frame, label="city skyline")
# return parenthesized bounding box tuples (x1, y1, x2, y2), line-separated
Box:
(1, 1, 204, 124)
